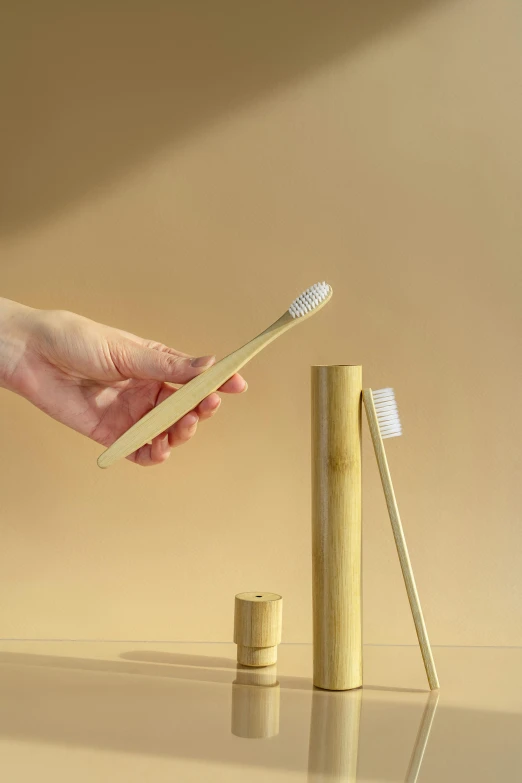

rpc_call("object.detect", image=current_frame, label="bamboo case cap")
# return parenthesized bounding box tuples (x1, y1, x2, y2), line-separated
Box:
(234, 592, 283, 667)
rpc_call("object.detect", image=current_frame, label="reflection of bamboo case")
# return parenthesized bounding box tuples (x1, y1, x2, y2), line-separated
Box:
(307, 688, 439, 783)
(308, 688, 362, 782)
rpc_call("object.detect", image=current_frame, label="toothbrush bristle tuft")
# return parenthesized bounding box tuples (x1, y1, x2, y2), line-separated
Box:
(373, 388, 402, 439)
(288, 282, 331, 318)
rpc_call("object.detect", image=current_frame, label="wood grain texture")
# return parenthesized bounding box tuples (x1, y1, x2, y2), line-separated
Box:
(97, 289, 332, 468)
(312, 365, 362, 691)
(308, 688, 362, 782)
(234, 592, 282, 667)
(363, 388, 440, 690)
(236, 645, 278, 667)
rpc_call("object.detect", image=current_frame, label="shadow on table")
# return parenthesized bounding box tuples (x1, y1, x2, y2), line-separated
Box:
(0, 649, 521, 781)
(0, 648, 427, 692)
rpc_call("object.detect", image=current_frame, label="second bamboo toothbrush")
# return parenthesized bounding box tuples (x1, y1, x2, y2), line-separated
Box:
(98, 282, 333, 468)
(363, 387, 440, 690)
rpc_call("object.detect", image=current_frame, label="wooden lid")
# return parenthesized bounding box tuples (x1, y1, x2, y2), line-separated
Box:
(234, 592, 283, 648)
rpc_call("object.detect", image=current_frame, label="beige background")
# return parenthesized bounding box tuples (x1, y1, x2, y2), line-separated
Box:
(1, 0, 520, 646)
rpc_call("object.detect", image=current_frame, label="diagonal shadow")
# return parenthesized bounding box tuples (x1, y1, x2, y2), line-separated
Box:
(0, 649, 521, 781)
(0, 649, 427, 693)
(120, 649, 239, 670)
(1, 0, 448, 236)
(119, 649, 429, 692)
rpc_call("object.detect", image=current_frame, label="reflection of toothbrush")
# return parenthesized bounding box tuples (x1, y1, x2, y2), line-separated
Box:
(98, 282, 333, 468)
(405, 690, 439, 782)
(363, 388, 440, 690)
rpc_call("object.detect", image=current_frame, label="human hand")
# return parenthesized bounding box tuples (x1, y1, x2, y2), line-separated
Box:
(0, 299, 247, 466)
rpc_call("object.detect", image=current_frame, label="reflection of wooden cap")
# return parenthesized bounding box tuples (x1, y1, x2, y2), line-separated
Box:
(231, 665, 280, 739)
(234, 665, 278, 687)
(234, 592, 283, 667)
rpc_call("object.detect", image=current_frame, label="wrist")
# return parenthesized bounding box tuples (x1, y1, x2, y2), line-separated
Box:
(0, 298, 38, 392)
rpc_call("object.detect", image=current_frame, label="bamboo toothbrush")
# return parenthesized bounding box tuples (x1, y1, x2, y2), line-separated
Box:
(97, 282, 333, 468)
(363, 388, 440, 690)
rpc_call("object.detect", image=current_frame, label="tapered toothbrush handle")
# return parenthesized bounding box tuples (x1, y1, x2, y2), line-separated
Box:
(97, 312, 296, 468)
(363, 389, 440, 690)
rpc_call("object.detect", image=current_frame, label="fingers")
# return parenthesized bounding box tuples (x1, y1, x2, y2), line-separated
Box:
(219, 373, 248, 394)
(127, 397, 220, 465)
(167, 410, 199, 447)
(195, 392, 222, 421)
(165, 392, 224, 443)
(128, 409, 201, 466)
(111, 329, 249, 390)
(128, 432, 171, 467)
(114, 338, 215, 384)
(151, 433, 171, 463)
(126, 378, 247, 466)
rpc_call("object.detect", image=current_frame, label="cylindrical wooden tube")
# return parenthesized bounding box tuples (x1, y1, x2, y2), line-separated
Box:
(312, 365, 362, 691)
(231, 665, 280, 739)
(308, 688, 362, 782)
(234, 592, 282, 667)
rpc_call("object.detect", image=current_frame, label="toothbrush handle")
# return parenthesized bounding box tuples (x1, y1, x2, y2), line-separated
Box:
(97, 313, 294, 468)
(363, 389, 440, 690)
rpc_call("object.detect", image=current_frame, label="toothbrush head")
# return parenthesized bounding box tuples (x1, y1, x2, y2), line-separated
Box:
(372, 388, 402, 439)
(288, 281, 332, 319)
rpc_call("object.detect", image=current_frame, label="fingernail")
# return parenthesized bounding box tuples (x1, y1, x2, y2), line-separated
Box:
(242, 381, 248, 392)
(191, 355, 214, 368)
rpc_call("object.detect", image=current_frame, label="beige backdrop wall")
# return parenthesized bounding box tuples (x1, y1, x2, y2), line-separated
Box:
(1, 0, 520, 646)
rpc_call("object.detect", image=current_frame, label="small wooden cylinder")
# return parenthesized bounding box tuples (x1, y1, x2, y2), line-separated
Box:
(231, 665, 280, 739)
(312, 365, 362, 690)
(234, 592, 282, 667)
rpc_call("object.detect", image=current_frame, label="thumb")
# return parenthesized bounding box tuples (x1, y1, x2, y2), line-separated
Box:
(116, 341, 215, 383)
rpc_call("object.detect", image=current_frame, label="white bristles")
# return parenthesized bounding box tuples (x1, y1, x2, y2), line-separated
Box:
(372, 388, 402, 439)
(288, 281, 331, 318)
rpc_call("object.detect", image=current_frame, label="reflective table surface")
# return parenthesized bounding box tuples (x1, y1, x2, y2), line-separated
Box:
(1, 641, 520, 781)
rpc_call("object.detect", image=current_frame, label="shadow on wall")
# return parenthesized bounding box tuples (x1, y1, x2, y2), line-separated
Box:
(1, 0, 446, 237)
